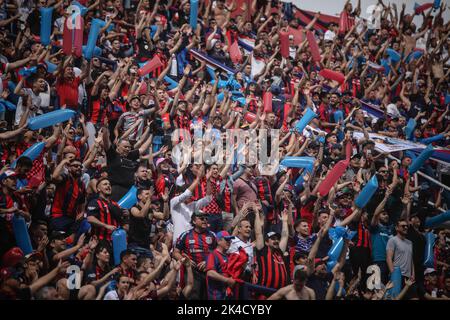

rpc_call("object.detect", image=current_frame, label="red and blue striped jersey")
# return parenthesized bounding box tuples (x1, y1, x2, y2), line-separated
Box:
(51, 175, 86, 219)
(254, 246, 289, 290)
(206, 248, 229, 300)
(175, 229, 217, 266)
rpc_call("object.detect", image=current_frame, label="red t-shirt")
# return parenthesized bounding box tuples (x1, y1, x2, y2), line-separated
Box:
(56, 76, 80, 109)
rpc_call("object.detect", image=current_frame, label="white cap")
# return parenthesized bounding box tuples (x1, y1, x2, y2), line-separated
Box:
(424, 268, 436, 275)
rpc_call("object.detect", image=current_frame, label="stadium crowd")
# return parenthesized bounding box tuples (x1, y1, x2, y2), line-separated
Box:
(0, 0, 450, 300)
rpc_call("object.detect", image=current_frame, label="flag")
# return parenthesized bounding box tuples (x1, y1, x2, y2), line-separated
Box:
(414, 2, 433, 14)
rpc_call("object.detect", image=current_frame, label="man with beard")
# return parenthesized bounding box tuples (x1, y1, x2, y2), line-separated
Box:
(101, 123, 153, 201)
(318, 92, 341, 132)
(268, 266, 316, 300)
(254, 203, 290, 296)
(387, 219, 415, 290)
(86, 178, 126, 242)
(50, 158, 86, 238)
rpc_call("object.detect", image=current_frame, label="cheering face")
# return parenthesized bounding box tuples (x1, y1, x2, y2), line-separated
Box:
(238, 220, 252, 239)
(117, 140, 132, 156)
(138, 190, 150, 203)
(194, 216, 208, 230)
(267, 236, 280, 250)
(96, 248, 110, 264)
(297, 222, 310, 237)
(69, 161, 83, 178)
(97, 179, 112, 196)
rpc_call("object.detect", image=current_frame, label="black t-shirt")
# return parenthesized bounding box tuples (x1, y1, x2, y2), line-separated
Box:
(106, 148, 140, 188)
(406, 227, 426, 276)
(129, 204, 153, 247)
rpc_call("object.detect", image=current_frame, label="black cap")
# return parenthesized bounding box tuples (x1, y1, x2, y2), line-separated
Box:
(50, 231, 66, 241)
(266, 231, 281, 240)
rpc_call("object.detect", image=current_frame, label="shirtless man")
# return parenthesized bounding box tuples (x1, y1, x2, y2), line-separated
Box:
(268, 266, 316, 300)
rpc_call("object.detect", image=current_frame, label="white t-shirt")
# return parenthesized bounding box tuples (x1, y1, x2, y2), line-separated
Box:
(103, 290, 120, 300)
(15, 88, 41, 125)
(228, 236, 254, 272)
(170, 189, 212, 245)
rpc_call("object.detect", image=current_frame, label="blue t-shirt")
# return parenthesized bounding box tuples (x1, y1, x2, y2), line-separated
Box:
(370, 223, 394, 262)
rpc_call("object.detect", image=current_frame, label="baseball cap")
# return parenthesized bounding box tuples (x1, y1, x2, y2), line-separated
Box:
(351, 152, 362, 160)
(293, 265, 308, 280)
(25, 251, 44, 263)
(191, 210, 207, 219)
(216, 231, 235, 241)
(1, 247, 24, 267)
(424, 268, 437, 276)
(336, 188, 353, 198)
(0, 170, 17, 181)
(49, 230, 67, 241)
(155, 157, 168, 167)
(266, 231, 281, 240)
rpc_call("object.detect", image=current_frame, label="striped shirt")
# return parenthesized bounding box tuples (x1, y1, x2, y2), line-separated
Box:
(86, 198, 122, 241)
(254, 246, 289, 290)
(206, 249, 229, 300)
(176, 229, 217, 266)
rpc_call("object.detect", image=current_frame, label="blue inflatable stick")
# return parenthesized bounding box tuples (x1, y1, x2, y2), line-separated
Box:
(118, 185, 138, 209)
(163, 76, 179, 90)
(0, 99, 16, 111)
(355, 175, 379, 208)
(424, 210, 450, 228)
(408, 144, 434, 174)
(12, 215, 33, 255)
(82, 45, 102, 57)
(387, 267, 402, 298)
(280, 156, 315, 168)
(11, 142, 46, 168)
(40, 7, 54, 46)
(28, 109, 76, 130)
(386, 48, 401, 63)
(112, 228, 127, 266)
(190, 0, 199, 30)
(45, 60, 58, 73)
(84, 19, 106, 60)
(333, 110, 344, 123)
(405, 118, 416, 140)
(433, 0, 441, 9)
(295, 108, 317, 133)
(424, 232, 436, 268)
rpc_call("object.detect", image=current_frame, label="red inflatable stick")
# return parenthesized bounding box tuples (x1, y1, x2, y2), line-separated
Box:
(319, 69, 345, 84)
(318, 159, 350, 196)
(138, 55, 163, 77)
(63, 14, 84, 57)
(345, 141, 353, 161)
(280, 31, 290, 58)
(235, 107, 256, 123)
(306, 31, 321, 63)
(263, 91, 273, 113)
